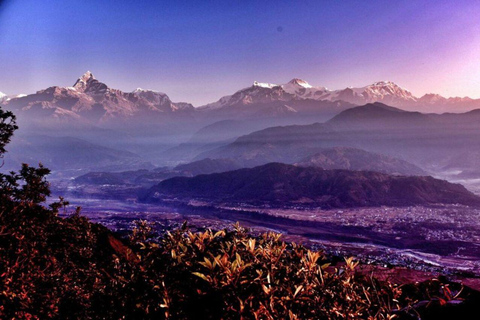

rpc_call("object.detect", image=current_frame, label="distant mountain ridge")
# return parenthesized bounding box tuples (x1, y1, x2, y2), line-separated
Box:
(144, 163, 480, 208)
(3, 71, 194, 126)
(197, 79, 418, 110)
(4, 72, 480, 127)
(199, 79, 480, 113)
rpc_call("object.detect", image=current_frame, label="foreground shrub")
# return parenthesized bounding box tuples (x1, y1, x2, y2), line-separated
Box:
(146, 224, 403, 319)
(2, 208, 479, 319)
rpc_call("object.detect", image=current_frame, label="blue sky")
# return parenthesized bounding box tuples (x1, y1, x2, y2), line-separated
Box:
(1, 0, 479, 105)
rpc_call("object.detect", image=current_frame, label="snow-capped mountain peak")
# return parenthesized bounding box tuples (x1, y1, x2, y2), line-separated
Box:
(364, 81, 409, 92)
(200, 79, 422, 110)
(198, 81, 292, 110)
(360, 81, 416, 103)
(73, 71, 97, 91)
(281, 78, 328, 99)
(0, 92, 7, 101)
(287, 78, 312, 88)
(76, 70, 95, 83)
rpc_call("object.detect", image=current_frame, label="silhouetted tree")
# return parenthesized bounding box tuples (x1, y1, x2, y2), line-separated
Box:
(0, 107, 18, 165)
(0, 106, 51, 208)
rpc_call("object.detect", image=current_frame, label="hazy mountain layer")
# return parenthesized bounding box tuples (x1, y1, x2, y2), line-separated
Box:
(74, 158, 243, 188)
(3, 135, 153, 176)
(295, 147, 426, 176)
(197, 103, 480, 175)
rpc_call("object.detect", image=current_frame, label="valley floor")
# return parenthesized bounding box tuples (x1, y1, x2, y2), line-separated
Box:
(56, 193, 480, 287)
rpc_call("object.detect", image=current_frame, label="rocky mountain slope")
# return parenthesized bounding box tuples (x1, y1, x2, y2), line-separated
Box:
(3, 71, 194, 126)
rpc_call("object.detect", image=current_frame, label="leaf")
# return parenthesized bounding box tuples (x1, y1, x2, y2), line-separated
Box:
(192, 272, 209, 282)
(294, 285, 303, 297)
(213, 230, 225, 238)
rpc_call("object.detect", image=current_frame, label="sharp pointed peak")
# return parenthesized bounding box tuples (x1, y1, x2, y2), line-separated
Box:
(73, 71, 97, 90)
(79, 70, 95, 80)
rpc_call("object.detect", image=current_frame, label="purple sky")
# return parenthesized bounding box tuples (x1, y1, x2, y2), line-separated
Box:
(0, 0, 479, 106)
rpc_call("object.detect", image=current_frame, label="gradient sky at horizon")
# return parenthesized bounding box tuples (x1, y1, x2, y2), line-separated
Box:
(0, 0, 479, 106)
